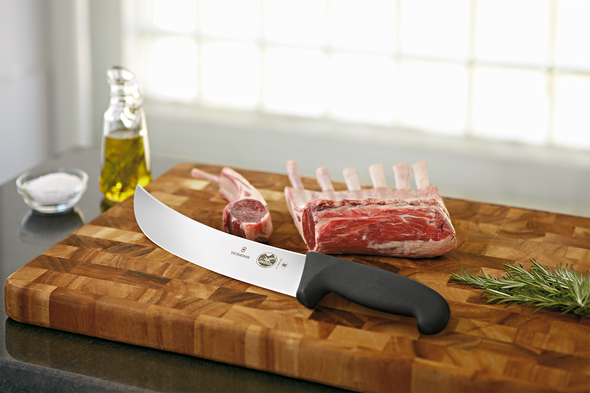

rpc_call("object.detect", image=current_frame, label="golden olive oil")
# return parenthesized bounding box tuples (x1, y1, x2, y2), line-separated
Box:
(100, 130, 151, 202)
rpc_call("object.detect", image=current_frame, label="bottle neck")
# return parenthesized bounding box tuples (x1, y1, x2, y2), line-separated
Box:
(109, 94, 136, 108)
(109, 83, 142, 107)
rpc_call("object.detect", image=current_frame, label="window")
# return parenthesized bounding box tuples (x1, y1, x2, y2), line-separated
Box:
(123, 0, 590, 150)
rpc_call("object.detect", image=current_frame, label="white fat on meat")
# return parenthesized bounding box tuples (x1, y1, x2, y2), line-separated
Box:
(284, 160, 456, 258)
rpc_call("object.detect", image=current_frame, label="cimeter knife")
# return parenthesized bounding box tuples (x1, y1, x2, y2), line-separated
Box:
(133, 185, 450, 335)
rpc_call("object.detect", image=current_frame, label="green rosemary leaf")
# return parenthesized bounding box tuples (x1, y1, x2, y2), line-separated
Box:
(450, 259, 590, 318)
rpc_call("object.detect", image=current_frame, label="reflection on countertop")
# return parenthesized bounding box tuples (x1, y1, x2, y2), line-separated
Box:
(100, 197, 119, 213)
(19, 208, 85, 247)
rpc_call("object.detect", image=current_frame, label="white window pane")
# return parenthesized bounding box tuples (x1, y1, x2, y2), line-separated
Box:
(153, 0, 196, 33)
(123, 38, 152, 91)
(134, 0, 155, 29)
(555, 0, 590, 71)
(263, 48, 327, 117)
(399, 61, 468, 135)
(401, 0, 470, 61)
(553, 74, 590, 149)
(330, 54, 396, 125)
(264, 0, 327, 47)
(200, 0, 260, 40)
(150, 37, 199, 102)
(202, 42, 260, 109)
(472, 67, 548, 144)
(475, 0, 549, 67)
(330, 0, 397, 54)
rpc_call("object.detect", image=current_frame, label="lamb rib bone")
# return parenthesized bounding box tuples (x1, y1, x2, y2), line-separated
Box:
(191, 167, 273, 243)
(284, 160, 456, 258)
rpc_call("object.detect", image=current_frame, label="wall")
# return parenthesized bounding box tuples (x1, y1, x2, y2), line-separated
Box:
(0, 0, 50, 186)
(0, 0, 92, 186)
(89, 0, 122, 146)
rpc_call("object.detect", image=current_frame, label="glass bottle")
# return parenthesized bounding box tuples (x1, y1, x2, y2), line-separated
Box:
(100, 66, 152, 202)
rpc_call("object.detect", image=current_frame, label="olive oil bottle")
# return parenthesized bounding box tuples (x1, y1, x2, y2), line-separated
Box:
(100, 66, 152, 202)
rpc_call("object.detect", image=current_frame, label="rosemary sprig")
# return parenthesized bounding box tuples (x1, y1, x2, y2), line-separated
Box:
(450, 259, 590, 318)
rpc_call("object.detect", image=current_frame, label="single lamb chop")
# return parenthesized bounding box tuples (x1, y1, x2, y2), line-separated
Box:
(284, 161, 456, 258)
(191, 167, 273, 243)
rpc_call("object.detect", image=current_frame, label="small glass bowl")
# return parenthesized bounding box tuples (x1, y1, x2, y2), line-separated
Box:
(16, 167, 88, 214)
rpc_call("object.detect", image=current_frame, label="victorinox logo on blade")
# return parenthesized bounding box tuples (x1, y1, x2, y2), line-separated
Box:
(230, 246, 250, 259)
(256, 252, 278, 268)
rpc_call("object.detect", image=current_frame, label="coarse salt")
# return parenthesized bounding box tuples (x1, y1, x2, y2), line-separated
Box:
(23, 172, 83, 205)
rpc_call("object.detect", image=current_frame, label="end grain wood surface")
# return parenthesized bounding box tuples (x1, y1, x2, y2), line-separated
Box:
(5, 163, 590, 393)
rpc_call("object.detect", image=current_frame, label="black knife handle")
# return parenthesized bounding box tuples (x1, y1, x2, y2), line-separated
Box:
(296, 252, 450, 335)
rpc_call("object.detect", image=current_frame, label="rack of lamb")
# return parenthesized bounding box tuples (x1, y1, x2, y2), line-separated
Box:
(284, 161, 456, 258)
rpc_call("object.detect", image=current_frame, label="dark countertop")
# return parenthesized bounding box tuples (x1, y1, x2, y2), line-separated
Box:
(0, 147, 345, 393)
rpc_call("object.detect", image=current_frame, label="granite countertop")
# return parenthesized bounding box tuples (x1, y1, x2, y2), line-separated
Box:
(0, 147, 344, 393)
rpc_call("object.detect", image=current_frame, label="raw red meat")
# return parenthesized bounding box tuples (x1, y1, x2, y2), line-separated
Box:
(284, 161, 456, 258)
(191, 167, 273, 243)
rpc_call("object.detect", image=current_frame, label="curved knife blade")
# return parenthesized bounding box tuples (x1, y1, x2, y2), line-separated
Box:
(133, 185, 306, 297)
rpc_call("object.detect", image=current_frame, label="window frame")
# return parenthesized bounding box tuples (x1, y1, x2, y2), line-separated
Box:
(87, 0, 590, 217)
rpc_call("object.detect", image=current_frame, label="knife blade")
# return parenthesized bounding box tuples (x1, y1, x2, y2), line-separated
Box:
(133, 185, 450, 335)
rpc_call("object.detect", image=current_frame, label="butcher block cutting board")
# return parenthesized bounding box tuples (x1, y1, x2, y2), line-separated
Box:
(5, 163, 590, 393)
